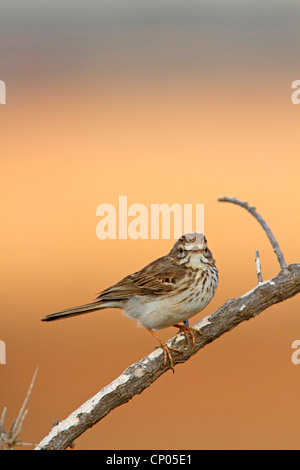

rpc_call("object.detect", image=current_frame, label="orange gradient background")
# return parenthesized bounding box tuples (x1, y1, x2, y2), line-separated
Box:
(0, 1, 299, 450)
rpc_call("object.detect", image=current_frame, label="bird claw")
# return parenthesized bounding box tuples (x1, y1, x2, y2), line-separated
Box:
(148, 328, 183, 373)
(154, 343, 183, 373)
(174, 323, 202, 351)
(150, 322, 202, 373)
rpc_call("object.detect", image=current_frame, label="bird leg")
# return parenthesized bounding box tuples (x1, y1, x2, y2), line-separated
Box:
(173, 321, 202, 351)
(147, 328, 182, 373)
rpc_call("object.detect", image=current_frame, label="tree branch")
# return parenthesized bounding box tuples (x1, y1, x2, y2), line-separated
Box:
(34, 199, 299, 450)
(1, 366, 38, 450)
(35, 264, 300, 450)
(218, 197, 287, 269)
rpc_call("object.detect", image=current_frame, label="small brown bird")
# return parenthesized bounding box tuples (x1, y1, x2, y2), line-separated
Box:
(41, 233, 218, 372)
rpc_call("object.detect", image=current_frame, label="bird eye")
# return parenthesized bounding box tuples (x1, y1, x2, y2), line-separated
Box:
(205, 247, 209, 254)
(178, 247, 183, 254)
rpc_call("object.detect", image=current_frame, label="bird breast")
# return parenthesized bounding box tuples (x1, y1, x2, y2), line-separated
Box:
(122, 266, 218, 330)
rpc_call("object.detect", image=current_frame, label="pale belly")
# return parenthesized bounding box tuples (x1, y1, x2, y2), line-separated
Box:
(123, 282, 216, 330)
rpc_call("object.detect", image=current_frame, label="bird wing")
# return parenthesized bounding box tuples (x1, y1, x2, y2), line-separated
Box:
(96, 255, 186, 301)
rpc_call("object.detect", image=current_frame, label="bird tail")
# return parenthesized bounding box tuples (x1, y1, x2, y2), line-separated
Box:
(41, 301, 109, 322)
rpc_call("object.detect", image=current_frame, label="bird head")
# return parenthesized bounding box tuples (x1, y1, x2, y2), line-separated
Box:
(170, 233, 215, 267)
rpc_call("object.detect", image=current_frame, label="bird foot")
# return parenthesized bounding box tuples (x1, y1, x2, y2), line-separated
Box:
(174, 323, 202, 351)
(154, 342, 183, 373)
(148, 328, 182, 373)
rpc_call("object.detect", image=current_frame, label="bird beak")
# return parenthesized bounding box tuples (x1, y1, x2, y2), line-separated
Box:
(190, 247, 202, 252)
(181, 233, 206, 252)
(185, 240, 206, 252)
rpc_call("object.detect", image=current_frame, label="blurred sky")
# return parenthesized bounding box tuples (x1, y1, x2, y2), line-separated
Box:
(0, 0, 299, 451)
(1, 0, 299, 82)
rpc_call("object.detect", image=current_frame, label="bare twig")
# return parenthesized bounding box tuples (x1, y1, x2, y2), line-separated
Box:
(255, 250, 263, 284)
(218, 197, 287, 269)
(0, 366, 38, 450)
(0, 407, 7, 429)
(35, 263, 300, 450)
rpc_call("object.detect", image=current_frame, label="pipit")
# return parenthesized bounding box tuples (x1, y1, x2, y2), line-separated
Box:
(41, 233, 218, 372)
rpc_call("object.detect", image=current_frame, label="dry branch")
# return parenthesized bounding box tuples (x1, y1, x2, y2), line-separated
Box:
(1, 366, 38, 450)
(218, 197, 287, 269)
(34, 199, 299, 450)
